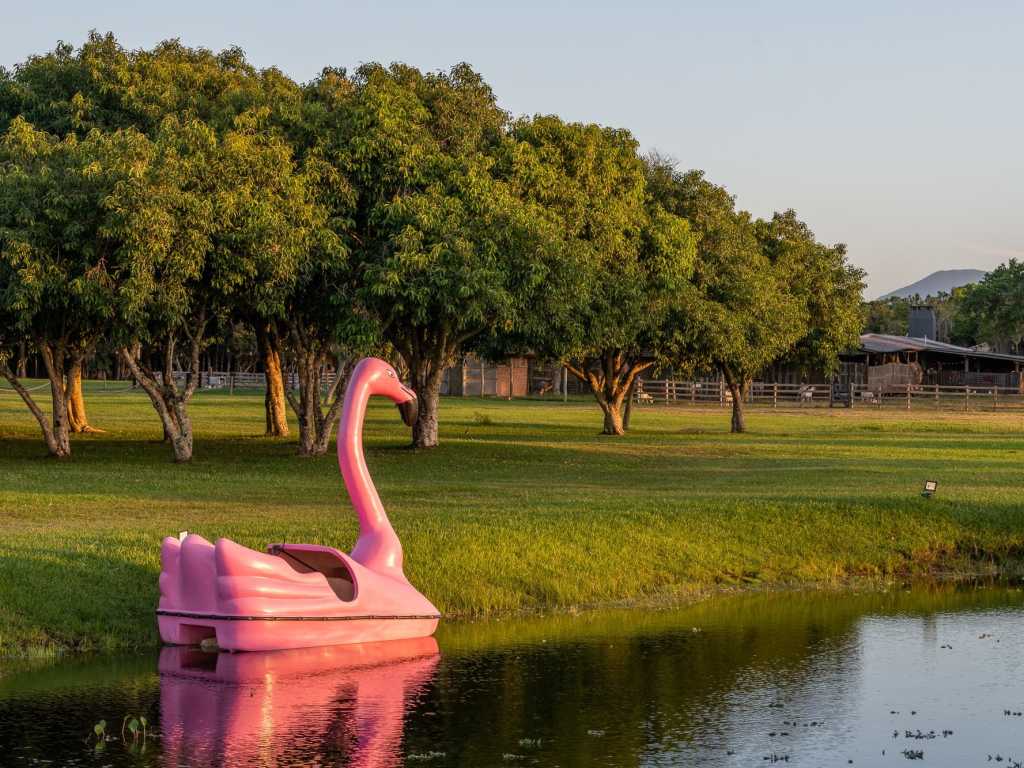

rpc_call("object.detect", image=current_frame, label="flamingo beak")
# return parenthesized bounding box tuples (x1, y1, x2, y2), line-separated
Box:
(397, 387, 418, 428)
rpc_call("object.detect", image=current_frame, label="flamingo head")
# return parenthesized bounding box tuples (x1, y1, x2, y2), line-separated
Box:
(360, 357, 418, 427)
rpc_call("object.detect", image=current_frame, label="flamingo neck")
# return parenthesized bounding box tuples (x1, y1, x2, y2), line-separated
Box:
(338, 370, 404, 577)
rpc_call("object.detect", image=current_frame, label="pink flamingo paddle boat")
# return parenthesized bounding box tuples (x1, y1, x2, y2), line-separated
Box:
(157, 357, 440, 652)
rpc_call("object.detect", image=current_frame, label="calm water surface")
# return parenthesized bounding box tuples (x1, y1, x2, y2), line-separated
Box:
(2, 584, 1024, 767)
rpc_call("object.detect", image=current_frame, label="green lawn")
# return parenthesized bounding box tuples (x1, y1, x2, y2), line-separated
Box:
(2, 382, 1024, 654)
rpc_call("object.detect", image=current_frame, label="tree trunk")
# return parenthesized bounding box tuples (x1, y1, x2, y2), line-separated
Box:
(601, 400, 625, 436)
(1, 358, 67, 457)
(166, 399, 194, 463)
(119, 319, 204, 463)
(257, 324, 289, 437)
(310, 363, 349, 455)
(565, 352, 652, 437)
(293, 352, 319, 456)
(151, 398, 192, 462)
(401, 345, 446, 449)
(729, 387, 745, 433)
(38, 343, 72, 457)
(286, 349, 347, 457)
(622, 380, 636, 431)
(16, 341, 27, 379)
(412, 375, 441, 448)
(723, 372, 747, 434)
(66, 357, 101, 434)
(395, 336, 449, 449)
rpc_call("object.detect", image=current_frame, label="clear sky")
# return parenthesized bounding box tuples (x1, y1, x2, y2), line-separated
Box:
(3, 1, 1022, 297)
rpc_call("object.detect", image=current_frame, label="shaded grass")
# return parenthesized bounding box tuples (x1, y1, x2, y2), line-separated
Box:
(2, 383, 1024, 654)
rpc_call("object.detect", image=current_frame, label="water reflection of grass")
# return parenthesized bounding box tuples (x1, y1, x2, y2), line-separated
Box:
(437, 581, 1024, 653)
(2, 387, 1024, 653)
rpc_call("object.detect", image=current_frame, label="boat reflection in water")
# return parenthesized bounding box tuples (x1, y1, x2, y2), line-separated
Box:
(158, 637, 440, 768)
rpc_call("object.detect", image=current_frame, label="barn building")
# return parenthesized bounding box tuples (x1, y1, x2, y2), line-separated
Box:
(441, 355, 531, 397)
(839, 334, 1024, 392)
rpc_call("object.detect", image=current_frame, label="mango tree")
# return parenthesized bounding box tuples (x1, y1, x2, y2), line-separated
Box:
(503, 117, 696, 435)
(1, 33, 305, 437)
(103, 113, 319, 462)
(0, 118, 135, 456)
(342, 63, 552, 448)
(754, 210, 866, 383)
(950, 260, 1024, 348)
(648, 163, 806, 432)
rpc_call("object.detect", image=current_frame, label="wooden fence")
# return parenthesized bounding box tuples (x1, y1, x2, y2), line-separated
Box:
(634, 379, 1024, 412)
(151, 370, 1024, 412)
(170, 370, 338, 392)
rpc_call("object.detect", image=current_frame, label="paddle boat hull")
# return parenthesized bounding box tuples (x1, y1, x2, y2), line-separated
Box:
(158, 535, 439, 652)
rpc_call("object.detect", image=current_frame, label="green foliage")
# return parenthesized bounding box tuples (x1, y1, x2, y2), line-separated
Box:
(321, 62, 560, 445)
(500, 120, 695, 433)
(0, 35, 322, 459)
(1, 32, 871, 451)
(122, 713, 147, 742)
(346, 63, 544, 355)
(653, 166, 803, 386)
(508, 119, 694, 364)
(0, 32, 300, 138)
(863, 296, 912, 334)
(0, 117, 133, 354)
(755, 210, 865, 374)
(952, 260, 1024, 351)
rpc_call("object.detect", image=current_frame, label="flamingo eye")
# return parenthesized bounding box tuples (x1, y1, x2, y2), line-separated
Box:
(385, 369, 396, 378)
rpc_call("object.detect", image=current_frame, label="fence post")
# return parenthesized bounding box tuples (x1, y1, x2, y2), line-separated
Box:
(906, 383, 911, 410)
(965, 386, 969, 412)
(719, 378, 725, 407)
(993, 387, 998, 410)
(691, 382, 696, 405)
(935, 384, 939, 407)
(773, 383, 778, 409)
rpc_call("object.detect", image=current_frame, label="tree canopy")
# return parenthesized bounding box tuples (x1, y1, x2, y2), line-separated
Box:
(755, 210, 865, 377)
(341, 63, 555, 447)
(647, 164, 804, 432)
(1, 33, 872, 456)
(952, 260, 1024, 352)
(0, 117, 143, 455)
(505, 117, 696, 434)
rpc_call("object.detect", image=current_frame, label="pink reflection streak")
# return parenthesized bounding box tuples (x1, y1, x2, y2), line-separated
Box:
(159, 637, 440, 767)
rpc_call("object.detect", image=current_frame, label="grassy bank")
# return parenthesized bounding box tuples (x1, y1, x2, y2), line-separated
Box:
(2, 382, 1024, 654)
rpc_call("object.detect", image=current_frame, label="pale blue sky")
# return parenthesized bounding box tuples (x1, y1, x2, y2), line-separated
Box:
(3, 1, 1022, 296)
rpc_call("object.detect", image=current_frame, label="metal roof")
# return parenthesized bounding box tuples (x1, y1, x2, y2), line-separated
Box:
(859, 334, 1024, 363)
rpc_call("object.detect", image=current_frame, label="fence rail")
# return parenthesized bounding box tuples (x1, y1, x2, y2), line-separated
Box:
(11, 369, 1020, 413)
(634, 379, 1024, 411)
(169, 370, 340, 391)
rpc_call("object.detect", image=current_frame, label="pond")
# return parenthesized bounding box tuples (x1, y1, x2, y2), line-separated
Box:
(2, 583, 1023, 767)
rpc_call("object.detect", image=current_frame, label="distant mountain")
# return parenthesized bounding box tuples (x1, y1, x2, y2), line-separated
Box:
(878, 269, 986, 300)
